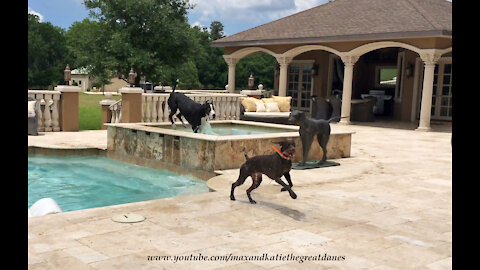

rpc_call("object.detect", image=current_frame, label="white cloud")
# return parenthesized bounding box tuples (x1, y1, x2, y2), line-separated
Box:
(28, 7, 44, 22)
(190, 0, 329, 26)
(191, 21, 206, 29)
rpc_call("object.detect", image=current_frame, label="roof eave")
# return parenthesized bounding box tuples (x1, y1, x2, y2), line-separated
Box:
(211, 30, 452, 48)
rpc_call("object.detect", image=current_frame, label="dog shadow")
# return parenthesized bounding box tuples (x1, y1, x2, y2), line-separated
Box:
(234, 199, 306, 221)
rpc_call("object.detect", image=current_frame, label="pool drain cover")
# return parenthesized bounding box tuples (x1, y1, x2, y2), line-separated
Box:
(112, 213, 145, 223)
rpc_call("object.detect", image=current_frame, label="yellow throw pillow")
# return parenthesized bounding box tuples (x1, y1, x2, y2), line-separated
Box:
(241, 97, 259, 112)
(261, 98, 275, 103)
(272, 96, 292, 112)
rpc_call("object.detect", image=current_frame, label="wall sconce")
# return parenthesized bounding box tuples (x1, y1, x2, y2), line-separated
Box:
(311, 64, 319, 76)
(405, 63, 414, 78)
(275, 63, 280, 76)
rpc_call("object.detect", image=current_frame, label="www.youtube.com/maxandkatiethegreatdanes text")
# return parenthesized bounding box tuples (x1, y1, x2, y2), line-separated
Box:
(147, 253, 346, 264)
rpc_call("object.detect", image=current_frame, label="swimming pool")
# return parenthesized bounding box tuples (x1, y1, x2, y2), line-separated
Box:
(28, 155, 209, 212)
(162, 123, 294, 135)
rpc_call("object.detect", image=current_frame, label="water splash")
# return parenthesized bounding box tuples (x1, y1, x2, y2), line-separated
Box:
(199, 121, 218, 135)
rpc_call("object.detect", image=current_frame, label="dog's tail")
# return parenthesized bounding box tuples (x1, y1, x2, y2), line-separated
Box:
(171, 79, 179, 93)
(242, 147, 249, 160)
(327, 116, 349, 123)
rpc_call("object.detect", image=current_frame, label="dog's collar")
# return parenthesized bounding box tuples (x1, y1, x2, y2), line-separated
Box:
(272, 146, 290, 160)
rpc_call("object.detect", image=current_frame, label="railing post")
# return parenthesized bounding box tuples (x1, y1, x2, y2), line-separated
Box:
(119, 87, 143, 123)
(51, 93, 60, 131)
(55, 85, 82, 131)
(35, 93, 44, 132)
(152, 96, 158, 123)
(100, 93, 116, 130)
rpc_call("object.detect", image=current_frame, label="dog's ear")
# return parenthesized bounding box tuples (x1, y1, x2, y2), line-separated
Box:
(273, 141, 287, 146)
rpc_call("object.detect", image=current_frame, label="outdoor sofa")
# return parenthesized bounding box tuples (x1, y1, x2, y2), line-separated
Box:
(239, 96, 293, 125)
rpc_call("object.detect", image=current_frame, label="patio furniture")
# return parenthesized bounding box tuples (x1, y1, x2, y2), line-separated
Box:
(239, 104, 292, 125)
(311, 96, 332, 120)
(28, 96, 38, 135)
(350, 97, 377, 122)
(328, 96, 342, 122)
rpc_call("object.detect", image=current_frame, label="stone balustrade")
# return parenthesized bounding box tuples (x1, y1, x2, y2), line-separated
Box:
(141, 93, 244, 123)
(104, 91, 245, 125)
(109, 100, 122, 124)
(28, 90, 61, 132)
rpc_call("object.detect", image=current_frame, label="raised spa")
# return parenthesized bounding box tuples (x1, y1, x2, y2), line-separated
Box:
(106, 120, 353, 172)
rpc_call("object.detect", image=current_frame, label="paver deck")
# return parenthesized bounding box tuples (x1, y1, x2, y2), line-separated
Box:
(28, 122, 452, 269)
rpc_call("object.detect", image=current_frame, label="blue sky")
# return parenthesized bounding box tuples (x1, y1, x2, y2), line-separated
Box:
(28, 0, 331, 36)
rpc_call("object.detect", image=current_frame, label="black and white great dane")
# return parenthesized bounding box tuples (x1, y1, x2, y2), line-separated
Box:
(167, 88, 216, 133)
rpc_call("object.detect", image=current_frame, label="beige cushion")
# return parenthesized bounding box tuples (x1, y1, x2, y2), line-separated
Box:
(28, 100, 36, 117)
(262, 98, 275, 103)
(272, 96, 292, 112)
(265, 102, 280, 112)
(241, 97, 259, 112)
(244, 112, 290, 118)
(255, 102, 266, 112)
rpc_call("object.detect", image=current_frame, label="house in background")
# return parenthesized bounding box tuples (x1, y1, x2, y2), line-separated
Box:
(70, 67, 92, 92)
(212, 0, 452, 131)
(70, 67, 128, 92)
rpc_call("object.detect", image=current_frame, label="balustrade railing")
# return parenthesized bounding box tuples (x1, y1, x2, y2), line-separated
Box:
(109, 100, 122, 124)
(28, 90, 61, 132)
(141, 93, 244, 123)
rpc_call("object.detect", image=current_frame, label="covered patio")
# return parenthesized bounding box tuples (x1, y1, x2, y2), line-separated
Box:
(212, 0, 452, 131)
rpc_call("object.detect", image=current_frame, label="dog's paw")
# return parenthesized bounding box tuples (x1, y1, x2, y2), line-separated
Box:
(290, 193, 297, 199)
(249, 200, 257, 204)
(230, 196, 236, 201)
(172, 123, 177, 129)
(281, 187, 287, 192)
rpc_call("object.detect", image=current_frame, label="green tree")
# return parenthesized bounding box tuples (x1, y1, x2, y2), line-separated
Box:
(82, 0, 196, 87)
(28, 14, 69, 89)
(65, 19, 114, 90)
(209, 21, 224, 41)
(235, 53, 276, 90)
(189, 21, 227, 89)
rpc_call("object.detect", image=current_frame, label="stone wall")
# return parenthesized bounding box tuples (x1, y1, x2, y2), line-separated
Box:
(107, 124, 352, 172)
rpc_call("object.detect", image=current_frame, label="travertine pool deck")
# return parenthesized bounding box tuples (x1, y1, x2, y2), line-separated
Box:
(28, 122, 452, 269)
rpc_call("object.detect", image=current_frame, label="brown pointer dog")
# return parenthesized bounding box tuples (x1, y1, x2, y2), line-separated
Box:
(230, 140, 297, 204)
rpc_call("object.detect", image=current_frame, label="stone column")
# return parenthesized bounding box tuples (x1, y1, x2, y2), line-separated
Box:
(416, 52, 441, 131)
(119, 87, 143, 123)
(55, 85, 82, 131)
(99, 93, 116, 130)
(224, 56, 238, 93)
(277, 56, 292, 97)
(339, 55, 359, 124)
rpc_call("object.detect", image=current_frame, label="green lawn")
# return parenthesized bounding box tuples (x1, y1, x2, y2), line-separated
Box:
(79, 93, 121, 130)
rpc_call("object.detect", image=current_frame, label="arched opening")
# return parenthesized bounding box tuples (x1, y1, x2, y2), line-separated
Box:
(235, 52, 277, 90)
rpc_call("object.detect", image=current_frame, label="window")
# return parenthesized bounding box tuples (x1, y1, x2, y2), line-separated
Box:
(375, 66, 397, 88)
(79, 80, 82, 85)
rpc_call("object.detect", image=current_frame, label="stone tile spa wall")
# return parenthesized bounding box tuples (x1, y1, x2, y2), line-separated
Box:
(106, 121, 352, 172)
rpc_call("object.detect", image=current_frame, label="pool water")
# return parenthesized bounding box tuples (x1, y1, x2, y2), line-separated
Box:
(164, 123, 293, 136)
(28, 155, 209, 212)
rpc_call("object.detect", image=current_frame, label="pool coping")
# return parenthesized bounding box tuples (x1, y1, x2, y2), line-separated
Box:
(105, 120, 355, 142)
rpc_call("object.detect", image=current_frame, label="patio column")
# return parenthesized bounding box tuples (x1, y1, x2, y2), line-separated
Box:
(277, 56, 292, 97)
(416, 51, 441, 131)
(224, 56, 238, 93)
(339, 55, 359, 124)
